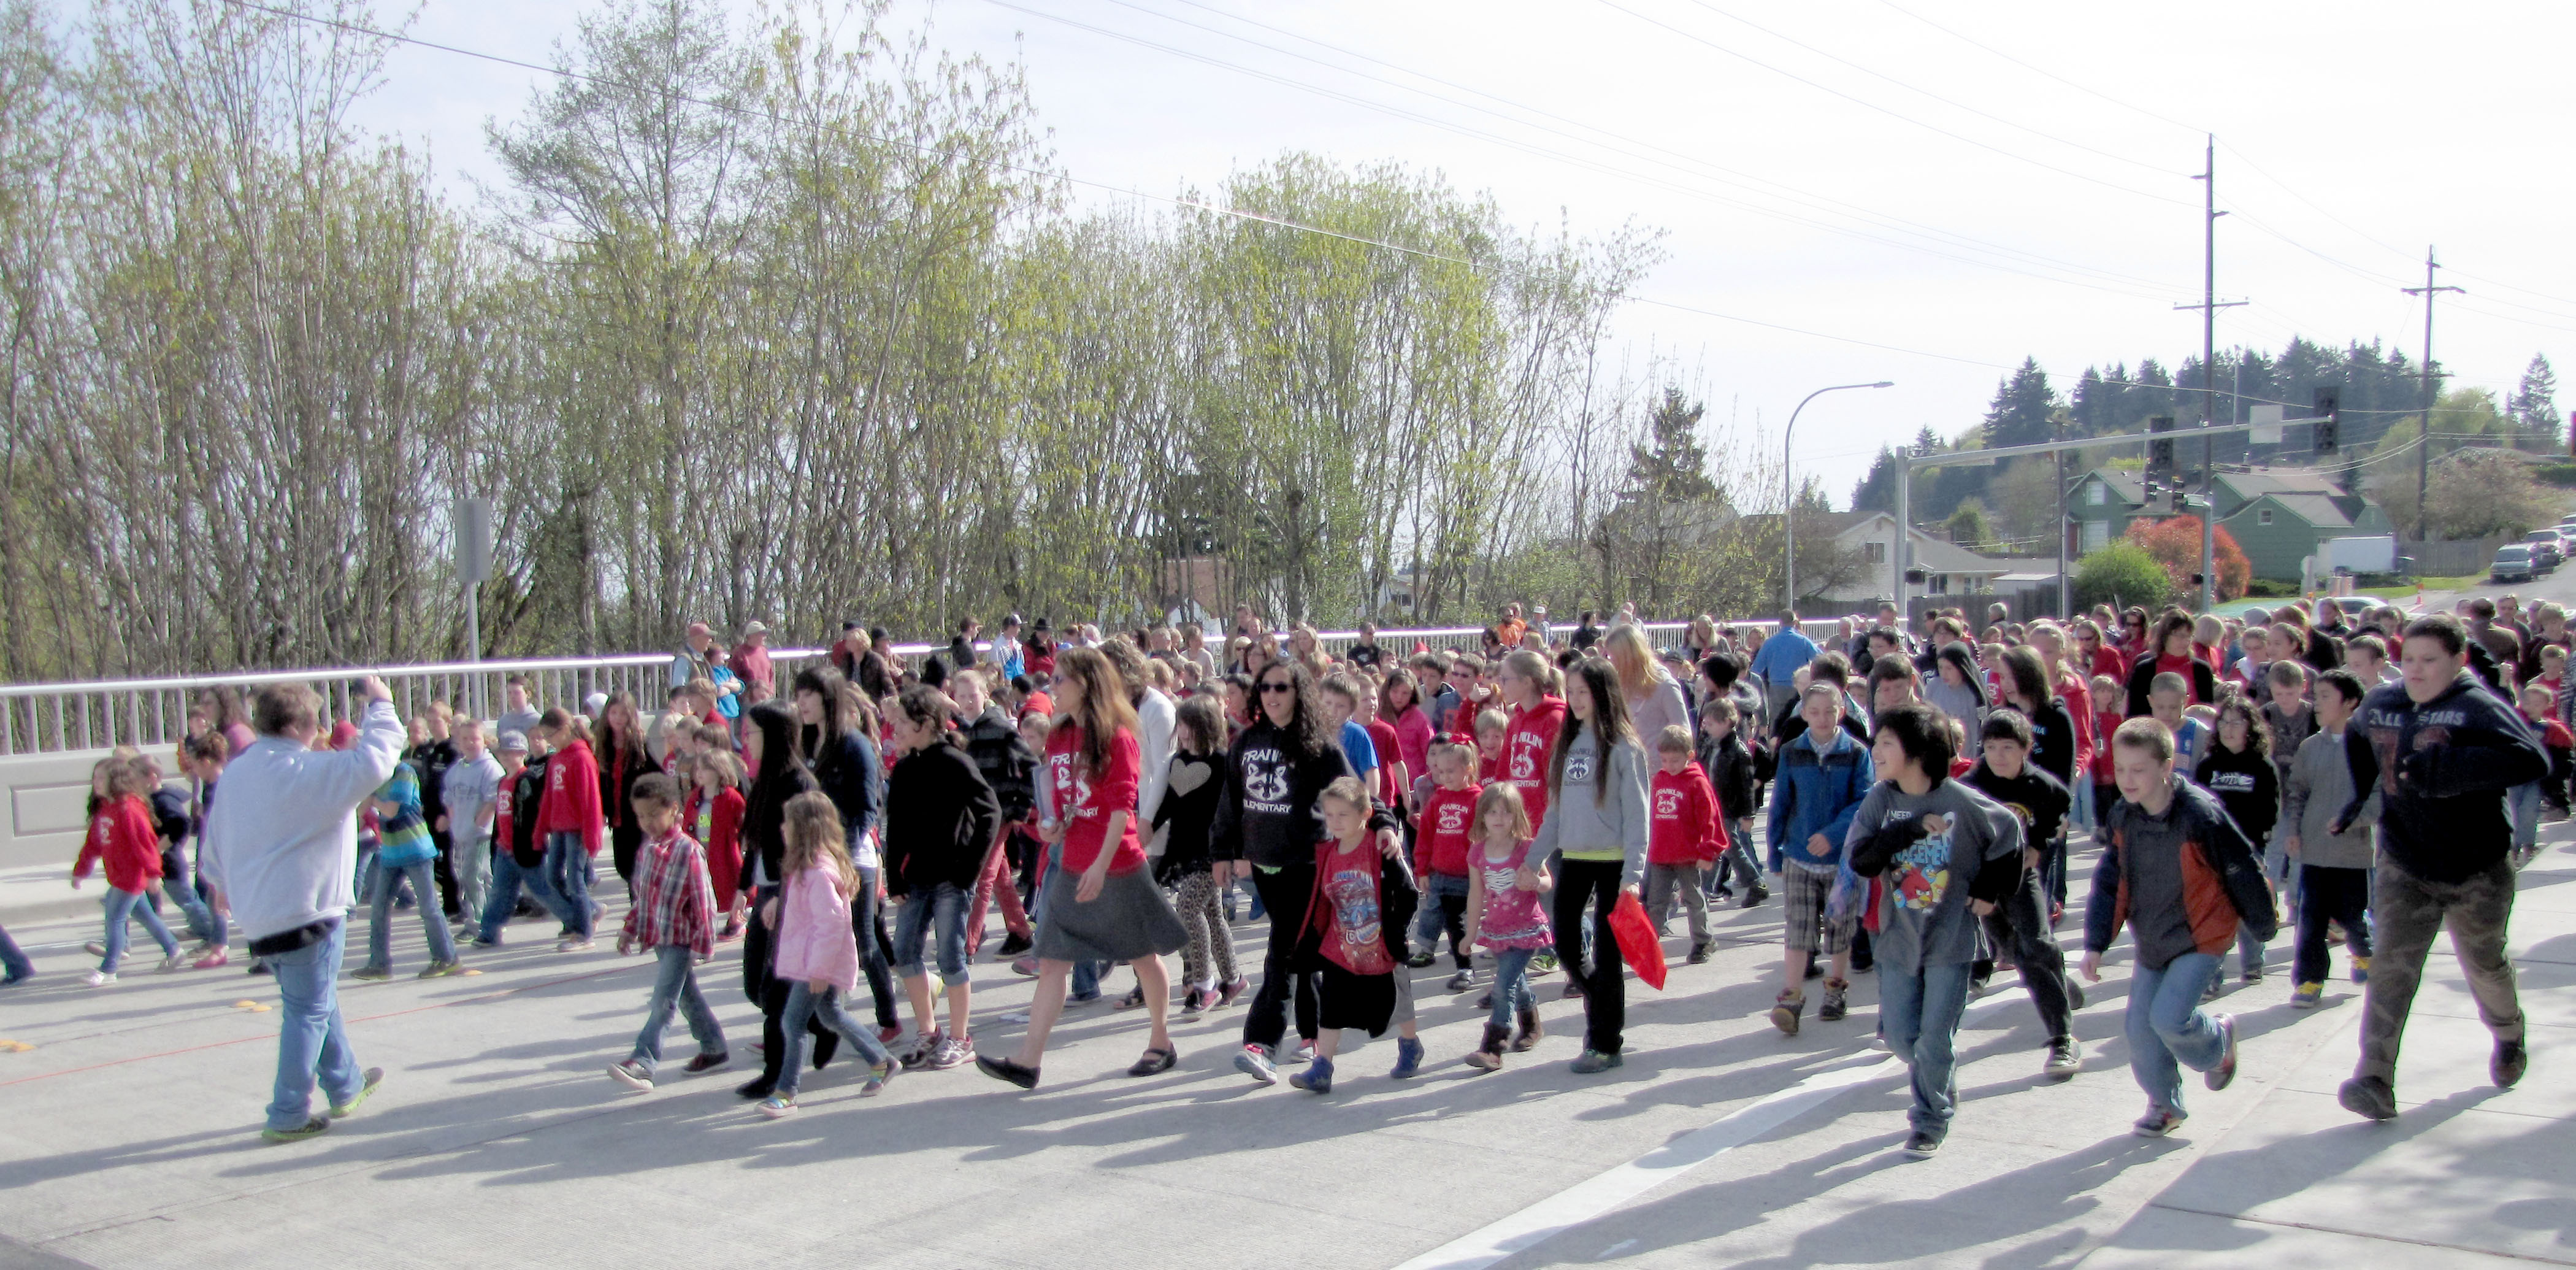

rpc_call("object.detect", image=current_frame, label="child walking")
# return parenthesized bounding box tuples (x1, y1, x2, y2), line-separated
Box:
(1696, 698, 1763, 907)
(1533, 656, 1651, 1074)
(1462, 783, 1551, 1069)
(2195, 697, 2278, 987)
(1644, 725, 1724, 963)
(1153, 694, 1243, 1013)
(1289, 776, 1425, 1091)
(759, 791, 897, 1117)
(2280, 669, 2377, 1009)
(608, 774, 729, 1091)
(883, 684, 1002, 1072)
(1410, 740, 1483, 990)
(684, 750, 748, 940)
(71, 756, 185, 985)
(353, 755, 461, 980)
(1768, 681, 1876, 1035)
(2083, 718, 2271, 1137)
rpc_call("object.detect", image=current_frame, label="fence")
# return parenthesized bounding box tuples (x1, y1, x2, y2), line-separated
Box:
(2398, 535, 2515, 577)
(0, 620, 1838, 758)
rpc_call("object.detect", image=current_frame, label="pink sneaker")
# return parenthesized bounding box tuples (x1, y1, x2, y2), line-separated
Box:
(191, 947, 231, 970)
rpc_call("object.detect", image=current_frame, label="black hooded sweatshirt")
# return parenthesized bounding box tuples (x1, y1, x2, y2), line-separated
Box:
(2338, 670, 2547, 883)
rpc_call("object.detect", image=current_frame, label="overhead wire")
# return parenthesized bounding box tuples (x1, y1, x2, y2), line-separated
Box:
(1868, 0, 2206, 137)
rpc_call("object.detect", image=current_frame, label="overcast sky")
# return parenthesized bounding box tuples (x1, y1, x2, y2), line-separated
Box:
(348, 0, 2576, 505)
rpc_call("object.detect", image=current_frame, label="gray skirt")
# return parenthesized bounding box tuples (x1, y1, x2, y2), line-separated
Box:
(1032, 864, 1188, 964)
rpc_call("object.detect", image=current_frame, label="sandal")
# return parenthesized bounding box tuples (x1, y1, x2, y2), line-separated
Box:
(1126, 1046, 1179, 1077)
(1113, 985, 1148, 1011)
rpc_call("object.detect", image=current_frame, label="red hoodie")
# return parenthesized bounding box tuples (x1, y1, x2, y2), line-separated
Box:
(1647, 762, 1724, 866)
(1417, 783, 1481, 877)
(539, 736, 604, 855)
(74, 794, 163, 895)
(1502, 695, 1568, 829)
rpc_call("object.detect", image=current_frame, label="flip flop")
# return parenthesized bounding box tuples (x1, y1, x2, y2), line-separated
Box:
(1126, 1047, 1178, 1077)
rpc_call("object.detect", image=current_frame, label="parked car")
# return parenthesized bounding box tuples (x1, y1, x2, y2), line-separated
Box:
(2527, 529, 2566, 571)
(2493, 544, 2537, 584)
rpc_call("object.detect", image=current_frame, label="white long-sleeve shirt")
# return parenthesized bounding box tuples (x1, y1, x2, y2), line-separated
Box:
(199, 699, 406, 942)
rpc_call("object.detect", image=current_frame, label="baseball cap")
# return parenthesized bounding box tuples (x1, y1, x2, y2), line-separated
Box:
(497, 731, 529, 753)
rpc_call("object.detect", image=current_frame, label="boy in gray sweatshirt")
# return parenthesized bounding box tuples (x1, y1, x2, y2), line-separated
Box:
(2279, 669, 2378, 1007)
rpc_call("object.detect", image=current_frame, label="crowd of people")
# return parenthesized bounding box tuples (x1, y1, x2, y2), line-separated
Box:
(7, 590, 2550, 1155)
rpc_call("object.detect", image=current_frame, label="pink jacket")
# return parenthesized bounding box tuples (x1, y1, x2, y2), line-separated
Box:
(770, 864, 861, 992)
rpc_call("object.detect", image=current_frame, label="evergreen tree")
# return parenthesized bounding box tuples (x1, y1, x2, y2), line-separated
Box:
(1850, 445, 1899, 513)
(2510, 354, 2561, 449)
(1626, 388, 1718, 502)
(1984, 357, 2060, 448)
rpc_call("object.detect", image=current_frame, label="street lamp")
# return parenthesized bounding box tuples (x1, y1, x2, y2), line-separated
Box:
(1784, 380, 1895, 612)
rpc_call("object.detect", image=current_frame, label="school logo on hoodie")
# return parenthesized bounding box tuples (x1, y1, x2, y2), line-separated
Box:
(1240, 745, 1292, 814)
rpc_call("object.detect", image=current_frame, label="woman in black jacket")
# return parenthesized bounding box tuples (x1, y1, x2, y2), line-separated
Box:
(791, 666, 901, 1039)
(2126, 612, 2219, 718)
(736, 700, 827, 1101)
(881, 684, 1000, 1071)
(1995, 647, 2078, 785)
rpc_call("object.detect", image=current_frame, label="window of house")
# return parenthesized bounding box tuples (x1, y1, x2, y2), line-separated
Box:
(1865, 542, 1886, 564)
(2081, 521, 2109, 552)
(2258, 508, 2274, 525)
(2088, 483, 2107, 506)
(1929, 574, 1950, 595)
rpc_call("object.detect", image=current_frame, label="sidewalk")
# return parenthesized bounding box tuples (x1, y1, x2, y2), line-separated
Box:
(0, 823, 2566, 1269)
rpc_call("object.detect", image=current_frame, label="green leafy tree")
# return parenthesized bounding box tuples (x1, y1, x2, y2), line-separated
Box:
(1944, 499, 1995, 552)
(2073, 541, 2171, 612)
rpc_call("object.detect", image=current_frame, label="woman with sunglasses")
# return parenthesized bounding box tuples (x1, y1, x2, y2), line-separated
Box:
(1214, 662, 1396, 1085)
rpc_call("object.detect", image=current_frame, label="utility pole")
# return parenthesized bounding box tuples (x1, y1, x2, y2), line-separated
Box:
(2175, 137, 2243, 613)
(2403, 248, 2463, 542)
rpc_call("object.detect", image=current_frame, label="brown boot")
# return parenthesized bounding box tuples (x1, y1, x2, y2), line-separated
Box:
(1511, 1006, 1544, 1052)
(1464, 1023, 1511, 1071)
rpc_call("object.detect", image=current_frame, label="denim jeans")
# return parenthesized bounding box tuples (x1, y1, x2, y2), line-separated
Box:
(1878, 958, 1974, 1137)
(853, 863, 899, 1028)
(266, 920, 364, 1131)
(1712, 818, 1760, 895)
(777, 981, 892, 1095)
(2125, 951, 2225, 1113)
(1413, 872, 1471, 966)
(159, 850, 221, 945)
(631, 944, 726, 1074)
(354, 839, 380, 905)
(0, 921, 30, 980)
(478, 849, 561, 944)
(891, 880, 970, 983)
(99, 885, 179, 973)
(449, 828, 491, 931)
(2509, 782, 2543, 852)
(366, 860, 456, 969)
(543, 832, 594, 938)
(1487, 947, 1538, 1029)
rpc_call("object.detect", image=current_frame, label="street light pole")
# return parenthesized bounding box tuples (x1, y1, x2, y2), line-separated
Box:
(1784, 380, 1895, 613)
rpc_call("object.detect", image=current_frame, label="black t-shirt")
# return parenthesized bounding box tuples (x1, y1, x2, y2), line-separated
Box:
(1962, 761, 2071, 847)
(1347, 642, 1383, 669)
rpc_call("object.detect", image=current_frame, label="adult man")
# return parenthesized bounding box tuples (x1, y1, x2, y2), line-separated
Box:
(996, 614, 1029, 681)
(2464, 598, 2522, 672)
(495, 675, 541, 743)
(2331, 613, 2542, 1120)
(670, 622, 723, 690)
(1346, 621, 1385, 670)
(198, 676, 404, 1142)
(1495, 602, 1529, 650)
(1750, 610, 1820, 723)
(949, 617, 983, 672)
(729, 622, 775, 704)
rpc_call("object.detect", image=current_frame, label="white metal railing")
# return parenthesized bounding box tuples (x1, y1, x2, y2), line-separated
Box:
(0, 618, 1823, 756)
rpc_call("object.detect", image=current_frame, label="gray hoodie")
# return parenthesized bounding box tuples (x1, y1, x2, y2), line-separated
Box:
(2281, 725, 2379, 870)
(1531, 728, 1652, 888)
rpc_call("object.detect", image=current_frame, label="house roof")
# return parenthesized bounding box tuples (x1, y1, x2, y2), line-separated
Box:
(2218, 468, 2344, 500)
(1826, 510, 2014, 575)
(2233, 492, 2356, 531)
(2082, 469, 2146, 506)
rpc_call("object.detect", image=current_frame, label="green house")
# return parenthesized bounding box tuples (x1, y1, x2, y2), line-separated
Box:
(2069, 466, 2391, 582)
(2068, 468, 2149, 555)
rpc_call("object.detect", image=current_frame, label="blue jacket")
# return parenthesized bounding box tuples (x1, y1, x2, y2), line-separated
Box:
(1749, 628, 1819, 690)
(1766, 728, 1873, 872)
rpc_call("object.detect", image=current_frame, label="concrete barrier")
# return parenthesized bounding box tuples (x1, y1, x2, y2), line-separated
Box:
(0, 743, 182, 925)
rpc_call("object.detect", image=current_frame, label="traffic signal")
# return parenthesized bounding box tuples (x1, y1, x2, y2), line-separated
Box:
(2143, 472, 2162, 507)
(2148, 415, 2175, 476)
(2313, 387, 2340, 455)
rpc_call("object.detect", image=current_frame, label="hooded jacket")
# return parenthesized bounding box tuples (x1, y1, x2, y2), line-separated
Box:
(881, 737, 1001, 898)
(2337, 669, 2547, 883)
(2086, 774, 2275, 969)
(1767, 727, 1874, 872)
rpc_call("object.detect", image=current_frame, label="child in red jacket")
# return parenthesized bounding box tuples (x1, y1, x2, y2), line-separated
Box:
(1645, 726, 1725, 964)
(71, 756, 183, 985)
(684, 750, 749, 939)
(535, 709, 605, 950)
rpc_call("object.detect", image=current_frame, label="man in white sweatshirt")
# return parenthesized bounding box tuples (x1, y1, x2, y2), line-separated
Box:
(199, 675, 405, 1142)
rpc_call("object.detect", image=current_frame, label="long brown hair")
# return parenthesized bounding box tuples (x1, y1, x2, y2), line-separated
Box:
(1552, 656, 1636, 806)
(592, 691, 649, 769)
(1051, 645, 1139, 776)
(781, 791, 856, 895)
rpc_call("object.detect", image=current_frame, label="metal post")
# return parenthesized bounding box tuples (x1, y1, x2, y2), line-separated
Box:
(1782, 380, 1895, 612)
(2404, 248, 2462, 542)
(2199, 138, 2217, 613)
(2054, 437, 2068, 618)
(1893, 441, 1910, 618)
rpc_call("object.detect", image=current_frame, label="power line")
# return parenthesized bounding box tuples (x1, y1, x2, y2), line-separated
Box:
(1868, 0, 2206, 137)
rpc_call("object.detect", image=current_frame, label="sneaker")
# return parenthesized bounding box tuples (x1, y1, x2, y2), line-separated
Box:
(261, 1115, 332, 1143)
(2338, 1074, 2398, 1121)
(2131, 1104, 2187, 1137)
(2205, 1014, 2238, 1091)
(608, 1060, 654, 1092)
(1569, 1049, 1623, 1075)
(1710, 886, 1735, 904)
(1901, 1130, 1942, 1158)
(83, 940, 105, 957)
(1686, 941, 1712, 965)
(329, 1067, 385, 1118)
(417, 960, 462, 979)
(1390, 1036, 1424, 1079)
(1405, 950, 1436, 969)
(861, 1061, 894, 1096)
(682, 1052, 730, 1076)
(2291, 981, 2323, 1010)
(2493, 1039, 2529, 1089)
(248, 960, 271, 976)
(1741, 885, 1768, 909)
(900, 1032, 946, 1070)
(1529, 951, 1558, 976)
(876, 1024, 907, 1047)
(1217, 976, 1249, 1007)
(2350, 955, 2371, 985)
(1233, 1044, 1279, 1085)
(350, 964, 392, 982)
(1179, 987, 1210, 1015)
(2241, 968, 2264, 986)
(85, 969, 117, 987)
(1818, 979, 1849, 1023)
(2043, 1037, 2083, 1078)
(996, 932, 1032, 958)
(469, 936, 500, 949)
(758, 1094, 797, 1118)
(1291, 1038, 1317, 1063)
(2201, 976, 2221, 1003)
(1769, 990, 1805, 1037)
(1444, 970, 1476, 993)
(1010, 955, 1039, 977)
(1287, 1056, 1334, 1094)
(157, 951, 188, 972)
(556, 937, 594, 953)
(926, 1037, 971, 1071)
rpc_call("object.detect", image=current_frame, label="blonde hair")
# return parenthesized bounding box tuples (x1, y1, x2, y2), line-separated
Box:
(1601, 623, 1668, 696)
(781, 791, 856, 895)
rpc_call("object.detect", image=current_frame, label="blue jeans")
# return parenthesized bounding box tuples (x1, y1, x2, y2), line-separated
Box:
(2509, 782, 2543, 852)
(100, 885, 179, 973)
(778, 981, 892, 1095)
(1877, 959, 1975, 1137)
(355, 840, 380, 904)
(366, 860, 455, 969)
(1414, 872, 1470, 963)
(631, 945, 726, 1073)
(2126, 952, 2225, 1112)
(853, 863, 899, 1026)
(161, 851, 221, 945)
(543, 832, 594, 938)
(478, 849, 559, 943)
(266, 921, 364, 1131)
(1487, 947, 1538, 1029)
(891, 881, 970, 983)
(0, 921, 29, 981)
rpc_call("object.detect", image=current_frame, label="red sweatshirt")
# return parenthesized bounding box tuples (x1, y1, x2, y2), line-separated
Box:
(1502, 696, 1568, 829)
(73, 794, 163, 895)
(684, 785, 746, 909)
(1417, 783, 1481, 877)
(539, 737, 604, 855)
(1647, 763, 1725, 866)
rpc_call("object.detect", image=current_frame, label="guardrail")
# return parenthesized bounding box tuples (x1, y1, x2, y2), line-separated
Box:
(0, 618, 1804, 756)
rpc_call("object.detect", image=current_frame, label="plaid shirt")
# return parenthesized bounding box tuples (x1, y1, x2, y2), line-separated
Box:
(622, 828, 717, 956)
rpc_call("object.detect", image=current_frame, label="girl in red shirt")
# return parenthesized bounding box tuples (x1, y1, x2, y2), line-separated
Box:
(976, 647, 1186, 1091)
(685, 750, 749, 939)
(71, 757, 182, 984)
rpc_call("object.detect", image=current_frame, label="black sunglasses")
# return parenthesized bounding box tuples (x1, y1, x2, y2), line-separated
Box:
(1259, 681, 1297, 695)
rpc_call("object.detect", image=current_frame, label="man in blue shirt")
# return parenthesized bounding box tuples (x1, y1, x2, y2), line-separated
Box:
(1750, 610, 1820, 723)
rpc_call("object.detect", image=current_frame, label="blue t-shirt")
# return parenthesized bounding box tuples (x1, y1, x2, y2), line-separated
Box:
(1338, 718, 1378, 783)
(1750, 628, 1819, 687)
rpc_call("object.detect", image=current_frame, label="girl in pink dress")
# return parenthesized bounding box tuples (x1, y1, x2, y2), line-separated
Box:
(1462, 783, 1554, 1071)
